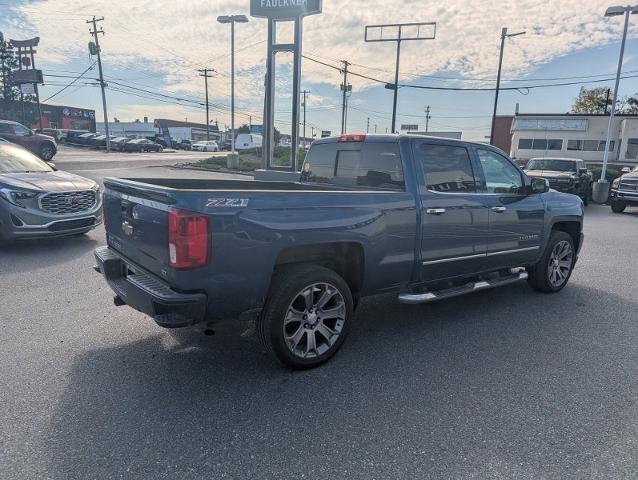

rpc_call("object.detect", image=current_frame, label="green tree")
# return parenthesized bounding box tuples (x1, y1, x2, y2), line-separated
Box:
(237, 124, 250, 134)
(571, 87, 613, 114)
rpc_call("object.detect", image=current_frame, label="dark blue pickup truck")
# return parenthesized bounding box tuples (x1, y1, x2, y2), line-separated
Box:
(95, 134, 584, 368)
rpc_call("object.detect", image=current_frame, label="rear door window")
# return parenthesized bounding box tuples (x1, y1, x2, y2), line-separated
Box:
(418, 143, 478, 193)
(302, 143, 404, 189)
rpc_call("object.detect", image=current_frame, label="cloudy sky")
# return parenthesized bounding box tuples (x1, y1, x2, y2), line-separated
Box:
(2, 0, 638, 140)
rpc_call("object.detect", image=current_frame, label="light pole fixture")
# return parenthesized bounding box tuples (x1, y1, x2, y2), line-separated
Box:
(489, 27, 525, 146)
(595, 5, 638, 200)
(364, 22, 436, 133)
(217, 14, 248, 165)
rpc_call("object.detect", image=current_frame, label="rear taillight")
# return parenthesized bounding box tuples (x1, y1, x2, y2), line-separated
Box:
(338, 134, 366, 143)
(168, 209, 209, 269)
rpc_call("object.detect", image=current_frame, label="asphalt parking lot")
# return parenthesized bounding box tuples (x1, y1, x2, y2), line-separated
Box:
(0, 158, 637, 479)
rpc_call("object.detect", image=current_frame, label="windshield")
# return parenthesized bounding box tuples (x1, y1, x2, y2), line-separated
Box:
(527, 159, 576, 172)
(0, 145, 53, 173)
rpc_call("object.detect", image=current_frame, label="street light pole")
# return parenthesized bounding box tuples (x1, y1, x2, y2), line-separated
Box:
(593, 5, 638, 203)
(217, 14, 248, 167)
(490, 27, 525, 145)
(391, 36, 402, 133)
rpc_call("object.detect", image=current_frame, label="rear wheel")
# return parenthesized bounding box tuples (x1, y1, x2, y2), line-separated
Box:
(527, 231, 576, 293)
(257, 265, 353, 369)
(611, 200, 626, 213)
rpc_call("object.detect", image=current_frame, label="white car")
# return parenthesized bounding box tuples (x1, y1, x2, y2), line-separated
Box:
(192, 141, 219, 152)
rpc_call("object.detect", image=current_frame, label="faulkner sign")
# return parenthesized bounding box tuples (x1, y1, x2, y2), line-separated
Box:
(250, 0, 322, 19)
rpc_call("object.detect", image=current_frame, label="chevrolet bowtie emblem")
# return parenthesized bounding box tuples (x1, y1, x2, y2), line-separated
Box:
(122, 221, 134, 236)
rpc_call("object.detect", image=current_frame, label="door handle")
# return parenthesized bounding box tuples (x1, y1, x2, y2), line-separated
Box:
(426, 208, 447, 215)
(491, 206, 507, 213)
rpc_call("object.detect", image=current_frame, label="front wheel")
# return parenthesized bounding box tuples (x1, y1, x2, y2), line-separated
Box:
(39, 143, 55, 161)
(257, 265, 353, 369)
(527, 231, 576, 293)
(611, 200, 626, 213)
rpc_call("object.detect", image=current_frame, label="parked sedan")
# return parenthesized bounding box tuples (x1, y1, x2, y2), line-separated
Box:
(122, 138, 164, 153)
(110, 137, 132, 151)
(192, 141, 219, 152)
(71, 133, 99, 146)
(0, 144, 102, 242)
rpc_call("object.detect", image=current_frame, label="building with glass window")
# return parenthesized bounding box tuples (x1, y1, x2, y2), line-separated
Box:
(505, 113, 638, 165)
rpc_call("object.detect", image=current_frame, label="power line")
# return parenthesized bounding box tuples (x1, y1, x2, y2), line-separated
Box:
(42, 62, 96, 102)
(303, 54, 638, 92)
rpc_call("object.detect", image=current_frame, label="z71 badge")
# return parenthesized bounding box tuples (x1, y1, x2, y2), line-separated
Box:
(206, 198, 249, 208)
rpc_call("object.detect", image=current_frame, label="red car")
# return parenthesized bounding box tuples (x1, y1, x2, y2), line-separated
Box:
(0, 120, 57, 161)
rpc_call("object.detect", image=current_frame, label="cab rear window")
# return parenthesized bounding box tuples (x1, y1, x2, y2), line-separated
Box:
(301, 143, 404, 189)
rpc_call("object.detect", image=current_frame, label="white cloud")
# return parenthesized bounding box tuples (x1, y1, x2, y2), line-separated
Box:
(2, 0, 635, 123)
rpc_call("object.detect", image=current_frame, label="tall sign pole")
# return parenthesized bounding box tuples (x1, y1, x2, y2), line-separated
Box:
(365, 22, 436, 134)
(251, 0, 322, 171)
(9, 37, 43, 129)
(88, 17, 110, 152)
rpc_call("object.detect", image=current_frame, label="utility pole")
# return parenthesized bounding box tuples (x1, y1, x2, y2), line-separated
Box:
(374, 124, 377, 133)
(301, 89, 309, 147)
(88, 16, 111, 152)
(490, 27, 526, 145)
(198, 68, 214, 140)
(340, 60, 350, 134)
(366, 117, 370, 133)
(425, 105, 431, 132)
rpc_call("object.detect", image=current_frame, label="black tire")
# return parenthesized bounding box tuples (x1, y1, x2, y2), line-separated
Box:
(611, 200, 626, 213)
(527, 231, 576, 293)
(257, 264, 353, 369)
(39, 142, 55, 161)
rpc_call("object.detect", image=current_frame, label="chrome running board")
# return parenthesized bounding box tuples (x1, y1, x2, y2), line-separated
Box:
(398, 272, 528, 305)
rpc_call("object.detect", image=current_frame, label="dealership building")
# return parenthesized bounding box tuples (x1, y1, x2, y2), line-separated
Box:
(494, 113, 638, 165)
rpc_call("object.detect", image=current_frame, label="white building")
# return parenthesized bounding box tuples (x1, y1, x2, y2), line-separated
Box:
(510, 113, 638, 164)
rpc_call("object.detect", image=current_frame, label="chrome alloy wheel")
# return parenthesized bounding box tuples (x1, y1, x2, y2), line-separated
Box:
(283, 283, 346, 359)
(548, 240, 573, 288)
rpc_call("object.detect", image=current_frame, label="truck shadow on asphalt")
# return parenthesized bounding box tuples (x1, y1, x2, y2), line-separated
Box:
(40, 283, 637, 479)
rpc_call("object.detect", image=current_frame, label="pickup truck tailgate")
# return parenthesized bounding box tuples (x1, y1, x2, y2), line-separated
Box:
(103, 180, 172, 278)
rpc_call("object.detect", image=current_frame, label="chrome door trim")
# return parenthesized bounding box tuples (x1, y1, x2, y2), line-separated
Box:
(422, 252, 486, 266)
(422, 246, 539, 266)
(486, 246, 539, 257)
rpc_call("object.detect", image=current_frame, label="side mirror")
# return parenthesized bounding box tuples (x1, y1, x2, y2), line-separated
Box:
(622, 167, 631, 174)
(579, 168, 588, 175)
(530, 177, 549, 194)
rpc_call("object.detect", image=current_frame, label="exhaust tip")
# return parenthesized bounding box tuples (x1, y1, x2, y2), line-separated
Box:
(203, 328, 215, 336)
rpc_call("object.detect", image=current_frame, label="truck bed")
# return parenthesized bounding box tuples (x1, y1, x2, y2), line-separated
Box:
(109, 178, 356, 192)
